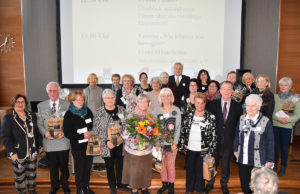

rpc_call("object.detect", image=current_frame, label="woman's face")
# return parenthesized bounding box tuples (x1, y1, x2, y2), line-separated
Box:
(160, 75, 169, 85)
(140, 74, 148, 84)
(200, 72, 208, 82)
(73, 95, 85, 109)
(194, 98, 206, 112)
(112, 76, 120, 87)
(246, 100, 260, 118)
(123, 77, 133, 89)
(151, 80, 160, 91)
(161, 93, 172, 106)
(189, 81, 198, 93)
(14, 97, 26, 112)
(244, 76, 253, 87)
(279, 81, 291, 94)
(208, 82, 218, 95)
(89, 76, 97, 86)
(227, 73, 237, 84)
(103, 93, 115, 108)
(256, 77, 268, 91)
(137, 98, 149, 112)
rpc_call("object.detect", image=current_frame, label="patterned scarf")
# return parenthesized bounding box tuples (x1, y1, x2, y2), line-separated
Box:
(69, 103, 88, 118)
(278, 91, 292, 100)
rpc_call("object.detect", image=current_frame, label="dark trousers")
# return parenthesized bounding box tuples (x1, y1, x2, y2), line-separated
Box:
(214, 145, 233, 185)
(238, 163, 254, 194)
(273, 126, 292, 166)
(72, 149, 93, 189)
(103, 144, 124, 189)
(185, 150, 205, 192)
(46, 150, 70, 191)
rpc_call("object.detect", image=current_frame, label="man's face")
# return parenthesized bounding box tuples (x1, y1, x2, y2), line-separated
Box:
(174, 64, 183, 76)
(220, 83, 233, 101)
(48, 84, 59, 102)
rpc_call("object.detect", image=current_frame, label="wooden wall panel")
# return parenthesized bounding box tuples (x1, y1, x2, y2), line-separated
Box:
(0, 0, 25, 106)
(277, 0, 300, 93)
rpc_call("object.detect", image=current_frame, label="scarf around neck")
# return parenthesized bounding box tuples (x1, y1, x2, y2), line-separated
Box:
(278, 91, 292, 100)
(69, 103, 88, 118)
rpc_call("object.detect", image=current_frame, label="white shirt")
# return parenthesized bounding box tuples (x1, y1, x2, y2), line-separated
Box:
(242, 112, 259, 164)
(50, 99, 59, 114)
(188, 116, 203, 151)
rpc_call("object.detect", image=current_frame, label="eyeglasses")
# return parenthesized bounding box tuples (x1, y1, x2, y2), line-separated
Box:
(16, 101, 25, 104)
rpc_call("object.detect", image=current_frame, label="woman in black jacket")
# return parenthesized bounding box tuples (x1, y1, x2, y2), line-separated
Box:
(1, 94, 41, 194)
(178, 93, 216, 194)
(63, 90, 94, 194)
(253, 74, 275, 121)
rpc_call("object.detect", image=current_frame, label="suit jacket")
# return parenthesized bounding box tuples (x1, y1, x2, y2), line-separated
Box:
(207, 99, 243, 151)
(169, 75, 190, 102)
(37, 99, 71, 152)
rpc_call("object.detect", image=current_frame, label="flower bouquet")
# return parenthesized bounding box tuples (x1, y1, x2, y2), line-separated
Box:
(126, 114, 163, 151)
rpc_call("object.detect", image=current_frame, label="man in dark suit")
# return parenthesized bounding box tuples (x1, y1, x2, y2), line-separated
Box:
(206, 81, 243, 194)
(168, 62, 190, 103)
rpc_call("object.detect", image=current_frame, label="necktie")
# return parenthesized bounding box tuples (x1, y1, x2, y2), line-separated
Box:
(176, 76, 180, 86)
(223, 102, 227, 123)
(51, 102, 56, 115)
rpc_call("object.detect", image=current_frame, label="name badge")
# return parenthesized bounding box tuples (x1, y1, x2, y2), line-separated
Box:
(85, 118, 92, 124)
(253, 127, 261, 132)
(121, 97, 127, 104)
(163, 113, 169, 118)
(77, 127, 88, 134)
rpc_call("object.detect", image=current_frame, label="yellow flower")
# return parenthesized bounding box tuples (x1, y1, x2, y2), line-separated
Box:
(138, 121, 145, 126)
(145, 120, 150, 125)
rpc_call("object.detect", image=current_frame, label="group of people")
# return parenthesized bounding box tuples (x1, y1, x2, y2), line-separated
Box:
(1, 62, 299, 194)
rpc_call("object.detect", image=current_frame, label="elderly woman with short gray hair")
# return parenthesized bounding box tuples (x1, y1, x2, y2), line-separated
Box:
(146, 76, 162, 111)
(234, 94, 274, 194)
(92, 89, 130, 193)
(272, 77, 300, 176)
(250, 167, 278, 194)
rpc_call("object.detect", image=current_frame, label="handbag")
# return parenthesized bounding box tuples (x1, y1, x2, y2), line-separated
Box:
(203, 154, 217, 181)
(86, 136, 101, 156)
(107, 121, 123, 147)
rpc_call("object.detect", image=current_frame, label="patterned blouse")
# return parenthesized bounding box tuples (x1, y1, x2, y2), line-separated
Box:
(178, 110, 217, 155)
(92, 105, 128, 157)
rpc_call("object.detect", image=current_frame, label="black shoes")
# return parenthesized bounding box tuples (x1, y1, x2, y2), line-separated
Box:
(221, 184, 229, 194)
(29, 191, 37, 194)
(110, 188, 117, 194)
(49, 187, 59, 194)
(85, 186, 95, 194)
(168, 183, 174, 194)
(141, 188, 150, 194)
(204, 183, 214, 194)
(157, 182, 168, 194)
(278, 165, 287, 176)
(118, 184, 131, 192)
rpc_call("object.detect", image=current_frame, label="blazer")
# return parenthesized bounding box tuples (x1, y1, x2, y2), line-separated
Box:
(1, 110, 40, 160)
(252, 88, 275, 121)
(37, 99, 71, 152)
(207, 99, 243, 150)
(63, 107, 93, 151)
(83, 85, 104, 116)
(233, 114, 274, 167)
(92, 105, 128, 157)
(169, 75, 190, 102)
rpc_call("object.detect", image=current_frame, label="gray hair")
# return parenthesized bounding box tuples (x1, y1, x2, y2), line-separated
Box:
(174, 62, 183, 68)
(250, 167, 278, 194)
(158, 88, 174, 107)
(279, 77, 293, 88)
(46, 81, 61, 93)
(102, 89, 115, 99)
(245, 94, 263, 108)
(160, 72, 169, 78)
(150, 76, 162, 87)
(220, 81, 233, 90)
(136, 93, 150, 104)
